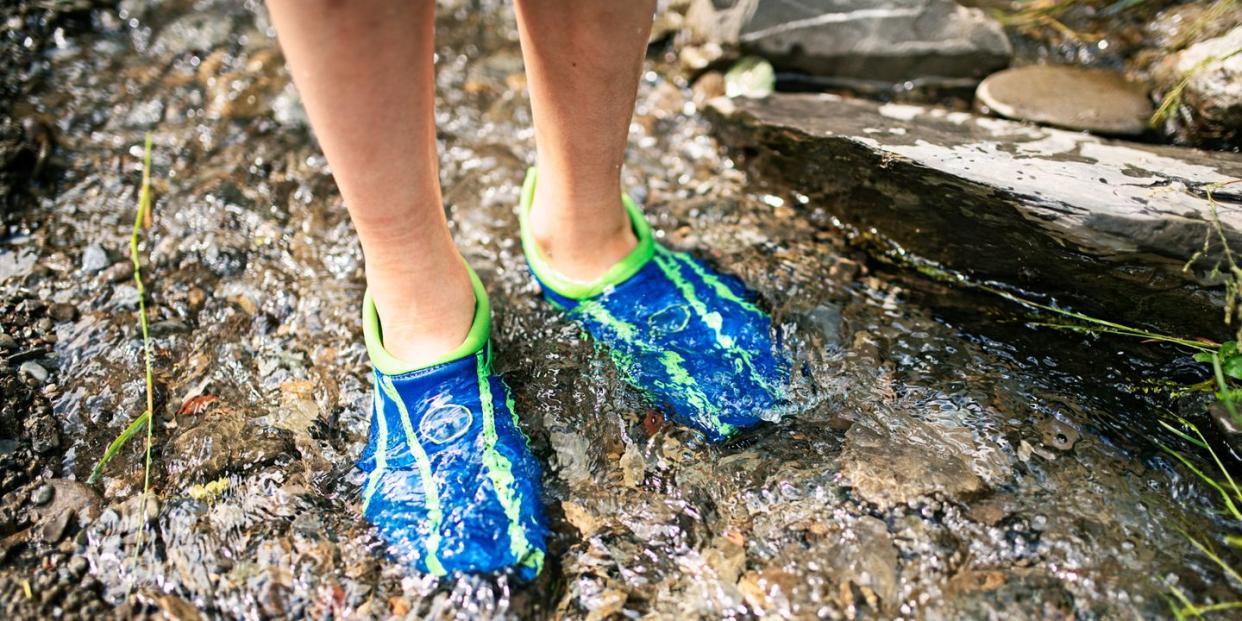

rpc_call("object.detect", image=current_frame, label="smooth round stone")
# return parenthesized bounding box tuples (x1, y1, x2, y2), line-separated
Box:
(31, 483, 53, 505)
(976, 65, 1153, 135)
(19, 361, 49, 384)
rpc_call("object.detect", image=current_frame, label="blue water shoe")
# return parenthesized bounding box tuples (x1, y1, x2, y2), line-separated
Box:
(358, 267, 547, 580)
(518, 169, 788, 443)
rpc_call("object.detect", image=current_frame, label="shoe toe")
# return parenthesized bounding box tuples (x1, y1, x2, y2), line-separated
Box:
(360, 361, 548, 580)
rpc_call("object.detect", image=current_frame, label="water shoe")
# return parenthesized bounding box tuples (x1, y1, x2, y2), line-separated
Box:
(518, 168, 787, 443)
(358, 267, 548, 581)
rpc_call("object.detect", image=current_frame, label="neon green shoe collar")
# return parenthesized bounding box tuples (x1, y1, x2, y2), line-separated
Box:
(517, 167, 655, 301)
(362, 264, 491, 376)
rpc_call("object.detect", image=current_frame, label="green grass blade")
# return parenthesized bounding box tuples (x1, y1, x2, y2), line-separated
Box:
(86, 411, 149, 485)
(133, 131, 156, 550)
(1182, 529, 1242, 587)
(1192, 601, 1242, 616)
(1166, 584, 1194, 620)
(1158, 419, 1210, 451)
(1184, 416, 1242, 503)
(1025, 320, 1213, 349)
(1160, 441, 1242, 521)
(1212, 353, 1242, 428)
(87, 132, 158, 556)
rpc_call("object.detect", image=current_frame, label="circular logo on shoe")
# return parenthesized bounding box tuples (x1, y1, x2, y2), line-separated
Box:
(419, 404, 473, 445)
(648, 303, 691, 335)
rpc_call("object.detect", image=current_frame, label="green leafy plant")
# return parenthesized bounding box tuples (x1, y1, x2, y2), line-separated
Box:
(1156, 415, 1242, 618)
(974, 281, 1242, 616)
(1184, 182, 1242, 339)
(1192, 342, 1242, 427)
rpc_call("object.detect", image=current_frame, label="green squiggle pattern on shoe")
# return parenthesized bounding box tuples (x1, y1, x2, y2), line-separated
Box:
(379, 376, 447, 577)
(575, 300, 734, 437)
(475, 352, 541, 574)
(651, 250, 776, 396)
(663, 246, 764, 317)
(518, 167, 788, 442)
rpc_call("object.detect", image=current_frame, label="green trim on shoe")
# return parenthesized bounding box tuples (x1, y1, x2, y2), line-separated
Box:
(517, 167, 656, 301)
(362, 264, 492, 376)
(475, 352, 539, 571)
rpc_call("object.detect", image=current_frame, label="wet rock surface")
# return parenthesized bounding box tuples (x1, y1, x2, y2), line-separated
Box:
(163, 403, 297, 483)
(0, 0, 1236, 619)
(976, 65, 1153, 135)
(709, 92, 1242, 341)
(839, 420, 986, 511)
(1145, 1, 1242, 53)
(1, 0, 109, 226)
(686, 0, 1011, 88)
(1154, 25, 1242, 147)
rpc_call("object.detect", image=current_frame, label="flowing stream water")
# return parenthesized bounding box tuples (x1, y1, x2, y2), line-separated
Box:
(0, 1, 1236, 619)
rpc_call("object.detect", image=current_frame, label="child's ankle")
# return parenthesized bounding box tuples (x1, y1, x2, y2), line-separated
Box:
(527, 195, 637, 282)
(367, 260, 476, 368)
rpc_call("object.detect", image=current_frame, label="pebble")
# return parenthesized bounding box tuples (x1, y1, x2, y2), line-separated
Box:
(39, 509, 73, 543)
(49, 303, 78, 323)
(0, 333, 16, 350)
(19, 361, 49, 384)
(67, 558, 89, 581)
(725, 56, 775, 99)
(150, 318, 190, 336)
(80, 244, 109, 273)
(100, 260, 132, 284)
(32, 483, 54, 505)
(828, 257, 861, 283)
(187, 287, 206, 308)
(109, 284, 141, 308)
(692, 71, 726, 106)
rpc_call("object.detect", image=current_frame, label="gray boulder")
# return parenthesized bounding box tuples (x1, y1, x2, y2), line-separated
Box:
(686, 0, 1012, 87)
(708, 93, 1242, 339)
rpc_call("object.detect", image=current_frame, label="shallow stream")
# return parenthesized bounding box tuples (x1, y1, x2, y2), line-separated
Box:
(0, 1, 1236, 619)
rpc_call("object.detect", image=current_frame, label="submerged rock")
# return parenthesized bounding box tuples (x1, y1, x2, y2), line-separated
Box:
(708, 93, 1242, 340)
(686, 0, 1011, 87)
(1155, 26, 1242, 147)
(839, 422, 985, 509)
(152, 13, 234, 57)
(30, 480, 102, 545)
(165, 405, 296, 482)
(39, 480, 102, 523)
(932, 569, 1075, 620)
(976, 65, 1153, 136)
(823, 516, 900, 608)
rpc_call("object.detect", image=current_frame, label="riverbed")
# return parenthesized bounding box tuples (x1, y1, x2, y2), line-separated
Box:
(0, 1, 1235, 619)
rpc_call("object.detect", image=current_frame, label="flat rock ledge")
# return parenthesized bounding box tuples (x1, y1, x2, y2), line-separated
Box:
(708, 94, 1242, 339)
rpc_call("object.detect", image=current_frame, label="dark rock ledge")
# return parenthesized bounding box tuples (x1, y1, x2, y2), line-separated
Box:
(708, 93, 1242, 339)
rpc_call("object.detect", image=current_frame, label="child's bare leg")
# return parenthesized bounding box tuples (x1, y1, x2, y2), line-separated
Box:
(514, 0, 658, 281)
(267, 0, 473, 367)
